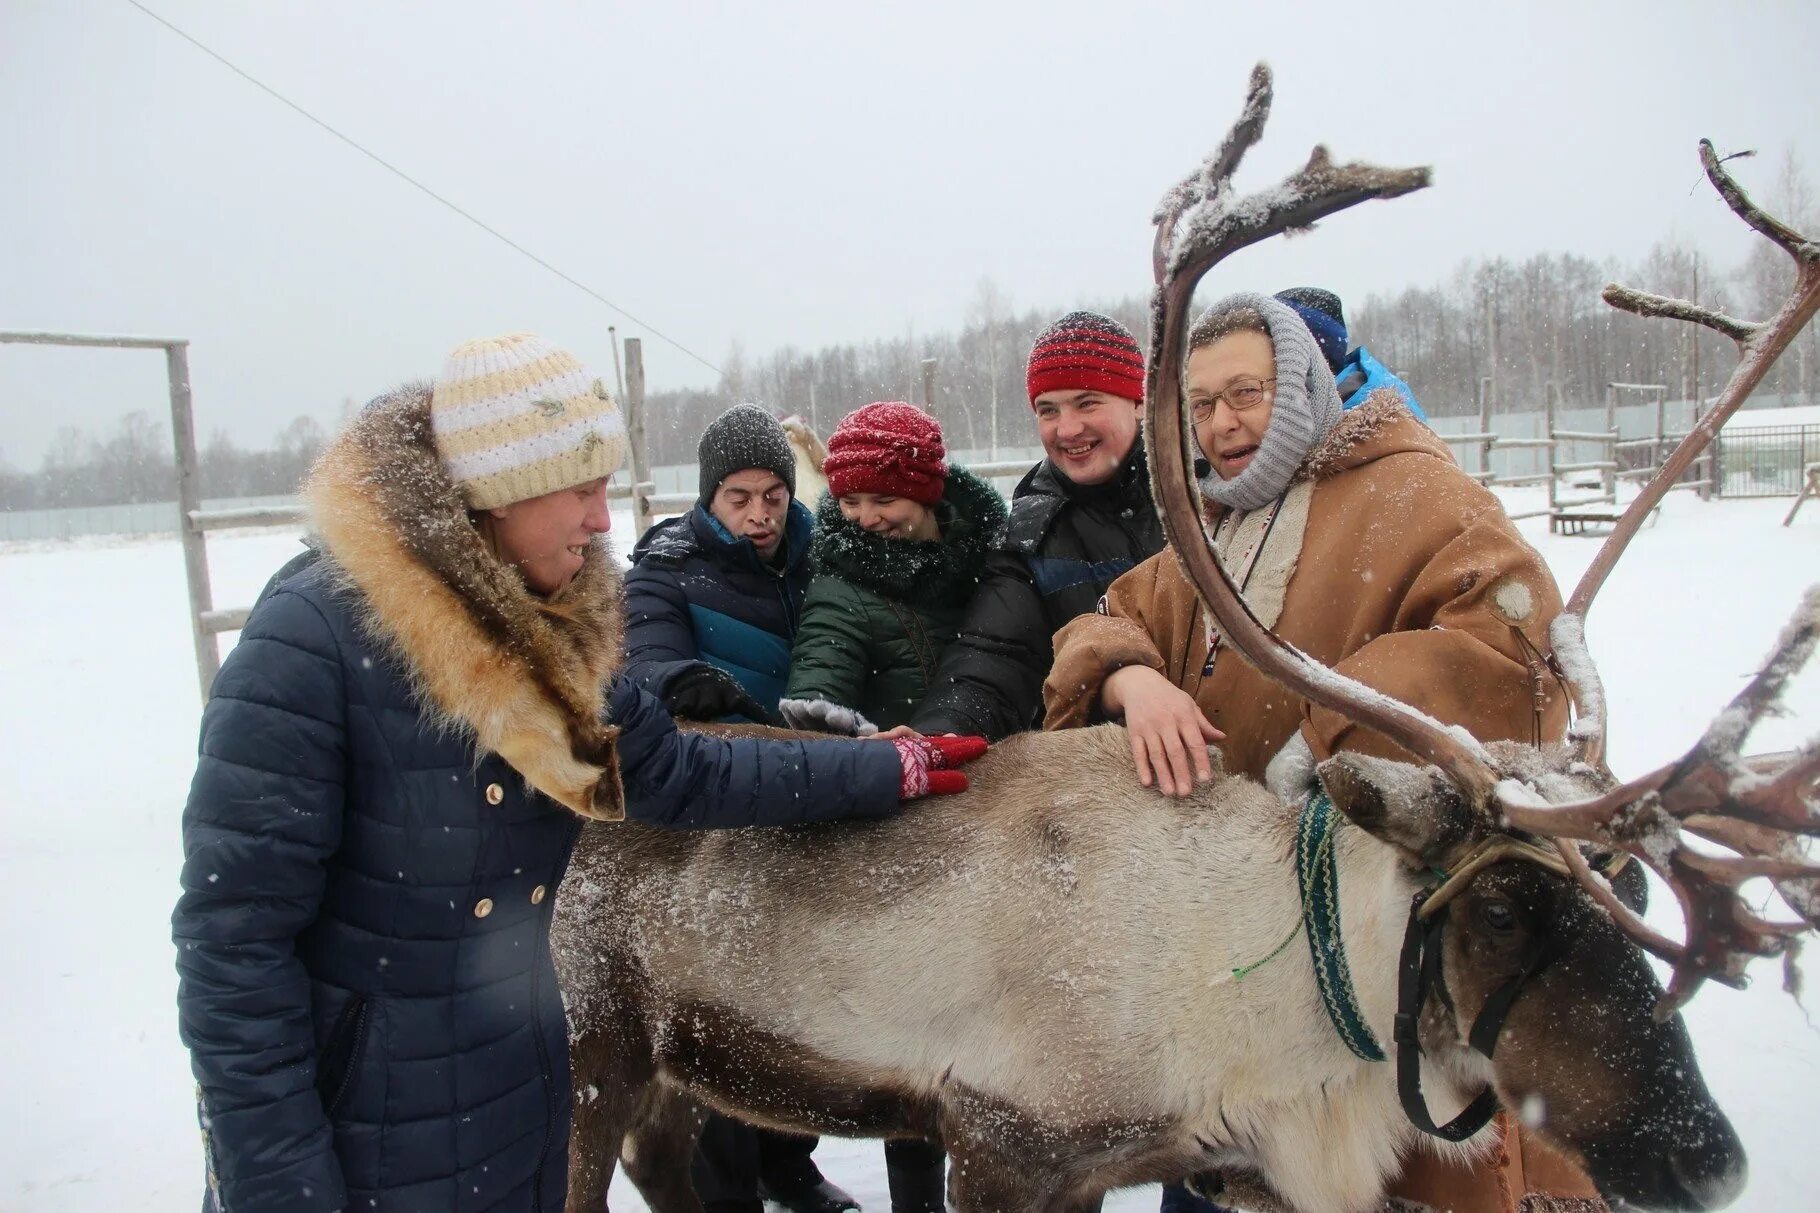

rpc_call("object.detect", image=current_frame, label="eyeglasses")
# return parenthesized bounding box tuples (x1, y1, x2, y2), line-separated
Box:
(1189, 377, 1276, 422)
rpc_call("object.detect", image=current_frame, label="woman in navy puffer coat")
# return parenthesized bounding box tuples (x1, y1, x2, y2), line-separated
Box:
(173, 335, 979, 1213)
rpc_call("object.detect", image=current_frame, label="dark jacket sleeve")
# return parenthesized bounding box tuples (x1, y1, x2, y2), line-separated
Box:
(606, 676, 903, 827)
(783, 576, 876, 711)
(172, 589, 348, 1213)
(909, 549, 1051, 740)
(622, 560, 711, 698)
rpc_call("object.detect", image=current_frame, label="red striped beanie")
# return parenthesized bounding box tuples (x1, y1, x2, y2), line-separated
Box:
(1025, 310, 1145, 407)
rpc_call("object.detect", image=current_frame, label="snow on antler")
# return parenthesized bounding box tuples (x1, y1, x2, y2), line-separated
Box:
(1504, 587, 1820, 1016)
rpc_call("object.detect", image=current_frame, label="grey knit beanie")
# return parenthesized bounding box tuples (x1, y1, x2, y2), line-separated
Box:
(697, 403, 797, 502)
(1192, 292, 1343, 513)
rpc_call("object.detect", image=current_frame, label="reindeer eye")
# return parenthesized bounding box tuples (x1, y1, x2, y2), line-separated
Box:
(1479, 900, 1518, 934)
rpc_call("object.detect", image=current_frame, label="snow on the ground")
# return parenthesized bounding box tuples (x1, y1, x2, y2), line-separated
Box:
(1, 494, 1816, 1212)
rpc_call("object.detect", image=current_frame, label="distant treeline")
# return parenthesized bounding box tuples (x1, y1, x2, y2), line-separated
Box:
(7, 158, 1813, 509)
(641, 155, 1816, 463)
(0, 413, 329, 510)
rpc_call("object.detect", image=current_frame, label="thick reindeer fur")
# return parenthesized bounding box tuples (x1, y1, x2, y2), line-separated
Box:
(555, 726, 1503, 1212)
(781, 414, 830, 511)
(303, 383, 628, 819)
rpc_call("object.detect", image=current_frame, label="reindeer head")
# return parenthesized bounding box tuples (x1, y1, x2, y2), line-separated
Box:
(1146, 64, 1819, 1211)
(1323, 747, 1746, 1210)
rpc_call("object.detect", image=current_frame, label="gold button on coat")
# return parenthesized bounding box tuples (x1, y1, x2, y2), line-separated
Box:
(473, 898, 494, 918)
(531, 885, 547, 905)
(485, 783, 505, 805)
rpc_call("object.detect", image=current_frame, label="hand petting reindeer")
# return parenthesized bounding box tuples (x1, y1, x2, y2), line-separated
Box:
(554, 63, 1819, 1213)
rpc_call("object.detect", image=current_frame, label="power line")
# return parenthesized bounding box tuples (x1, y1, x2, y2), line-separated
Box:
(124, 0, 723, 378)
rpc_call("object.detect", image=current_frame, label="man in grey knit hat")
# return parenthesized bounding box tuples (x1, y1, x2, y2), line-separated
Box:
(623, 399, 808, 720)
(695, 402, 798, 518)
(623, 404, 860, 1212)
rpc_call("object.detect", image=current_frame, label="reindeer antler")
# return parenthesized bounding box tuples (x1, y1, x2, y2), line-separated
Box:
(1146, 77, 1820, 1017)
(1558, 140, 1820, 767)
(1500, 145, 1820, 1014)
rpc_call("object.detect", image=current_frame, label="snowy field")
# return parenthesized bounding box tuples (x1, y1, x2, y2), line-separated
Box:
(2, 492, 1817, 1212)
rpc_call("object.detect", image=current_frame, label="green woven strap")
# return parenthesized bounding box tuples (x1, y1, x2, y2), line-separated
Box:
(1295, 790, 1387, 1062)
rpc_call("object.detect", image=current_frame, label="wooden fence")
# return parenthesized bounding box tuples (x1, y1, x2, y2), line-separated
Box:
(1439, 380, 1714, 534)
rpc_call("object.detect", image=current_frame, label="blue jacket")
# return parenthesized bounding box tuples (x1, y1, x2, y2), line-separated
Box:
(623, 500, 814, 710)
(1336, 346, 1428, 421)
(173, 386, 902, 1213)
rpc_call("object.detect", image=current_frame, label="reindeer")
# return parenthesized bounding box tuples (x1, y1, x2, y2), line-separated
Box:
(554, 65, 1820, 1213)
(780, 414, 829, 511)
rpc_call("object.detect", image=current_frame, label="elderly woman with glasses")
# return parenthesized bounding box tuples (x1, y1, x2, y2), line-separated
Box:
(1042, 292, 1601, 1213)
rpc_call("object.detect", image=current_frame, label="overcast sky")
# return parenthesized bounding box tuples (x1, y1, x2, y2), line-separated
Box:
(4, 0, 1817, 466)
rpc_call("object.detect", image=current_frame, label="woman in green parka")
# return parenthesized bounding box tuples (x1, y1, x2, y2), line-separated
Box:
(781, 401, 1008, 742)
(779, 401, 1006, 1210)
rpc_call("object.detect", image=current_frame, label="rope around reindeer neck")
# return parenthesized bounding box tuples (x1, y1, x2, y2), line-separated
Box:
(1296, 790, 1388, 1061)
(1230, 821, 1330, 981)
(1227, 792, 1411, 1015)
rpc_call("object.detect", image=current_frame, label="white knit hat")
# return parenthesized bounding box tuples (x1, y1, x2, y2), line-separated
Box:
(430, 332, 629, 510)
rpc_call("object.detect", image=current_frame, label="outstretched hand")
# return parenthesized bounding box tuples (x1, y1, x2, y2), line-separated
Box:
(664, 665, 783, 726)
(892, 734, 990, 799)
(1102, 665, 1224, 797)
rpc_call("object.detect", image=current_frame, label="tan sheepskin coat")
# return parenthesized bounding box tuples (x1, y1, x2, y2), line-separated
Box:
(1044, 392, 1568, 778)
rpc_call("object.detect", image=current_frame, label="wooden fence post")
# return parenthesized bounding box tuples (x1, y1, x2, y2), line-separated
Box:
(1601, 381, 1618, 504)
(1545, 381, 1559, 532)
(623, 337, 653, 537)
(1707, 406, 1721, 500)
(609, 325, 627, 403)
(1654, 385, 1667, 473)
(166, 340, 222, 698)
(1478, 375, 1494, 481)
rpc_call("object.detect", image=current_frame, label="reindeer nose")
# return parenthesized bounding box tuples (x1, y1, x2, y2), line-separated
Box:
(1666, 1124, 1747, 1211)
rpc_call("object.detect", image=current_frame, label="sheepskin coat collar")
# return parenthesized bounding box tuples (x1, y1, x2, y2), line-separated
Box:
(303, 382, 627, 820)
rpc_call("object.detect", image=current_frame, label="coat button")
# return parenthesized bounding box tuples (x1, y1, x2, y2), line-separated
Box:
(474, 898, 494, 918)
(531, 885, 547, 905)
(485, 782, 504, 805)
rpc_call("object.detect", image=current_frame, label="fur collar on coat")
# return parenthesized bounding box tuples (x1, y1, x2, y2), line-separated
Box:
(303, 382, 627, 821)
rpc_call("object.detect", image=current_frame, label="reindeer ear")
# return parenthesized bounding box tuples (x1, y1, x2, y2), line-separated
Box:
(1317, 753, 1474, 868)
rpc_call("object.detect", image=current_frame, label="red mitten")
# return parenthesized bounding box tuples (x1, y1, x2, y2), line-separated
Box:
(925, 733, 989, 769)
(926, 770, 971, 796)
(892, 735, 990, 800)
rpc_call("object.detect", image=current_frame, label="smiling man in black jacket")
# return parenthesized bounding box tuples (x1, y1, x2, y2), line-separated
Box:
(910, 311, 1164, 739)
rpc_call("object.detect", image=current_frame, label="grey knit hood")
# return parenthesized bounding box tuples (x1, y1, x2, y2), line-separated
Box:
(1192, 292, 1344, 512)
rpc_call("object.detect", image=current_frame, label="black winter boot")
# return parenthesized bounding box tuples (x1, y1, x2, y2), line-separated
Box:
(757, 1174, 862, 1213)
(885, 1138, 946, 1213)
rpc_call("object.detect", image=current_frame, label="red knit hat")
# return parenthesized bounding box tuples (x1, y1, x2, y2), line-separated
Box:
(823, 402, 948, 505)
(1025, 310, 1146, 406)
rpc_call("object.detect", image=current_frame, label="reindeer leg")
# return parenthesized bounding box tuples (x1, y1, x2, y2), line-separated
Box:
(946, 1151, 1043, 1213)
(619, 1085, 712, 1213)
(942, 1112, 1072, 1213)
(565, 1020, 656, 1213)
